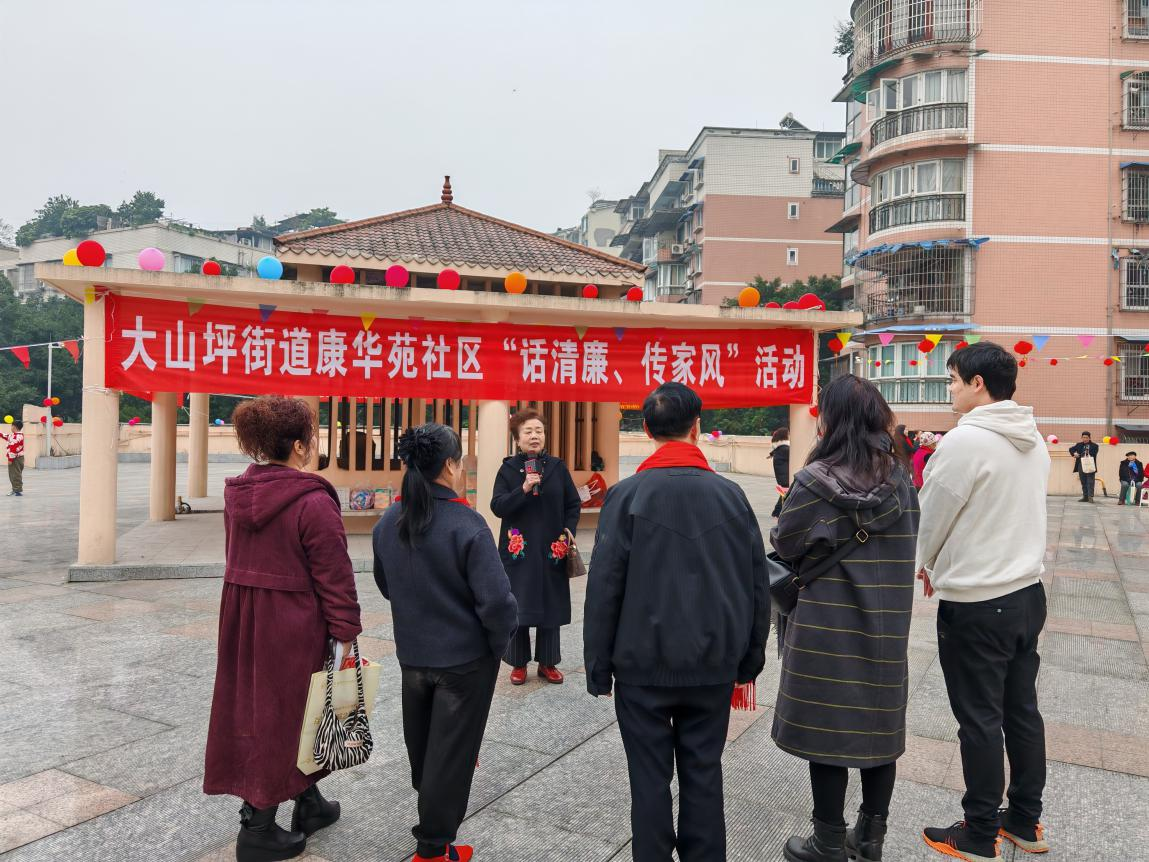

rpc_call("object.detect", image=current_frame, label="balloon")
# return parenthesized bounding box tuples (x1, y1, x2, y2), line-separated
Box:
(712, 430, 722, 438)
(504, 271, 527, 294)
(201, 260, 222, 276)
(1046, 435, 1059, 444)
(436, 269, 460, 290)
(1104, 357, 1115, 366)
(1050, 359, 1058, 366)
(796, 292, 826, 311)
(330, 264, 356, 284)
(874, 360, 882, 367)
(738, 287, 760, 308)
(51, 396, 60, 406)
(1145, 343, 1149, 353)
(128, 416, 141, 426)
(52, 417, 63, 428)
(42, 398, 52, 407)
(582, 284, 599, 299)
(1015, 340, 1034, 355)
(764, 301, 781, 309)
(626, 286, 643, 302)
(1103, 436, 1112, 444)
(1111, 437, 1121, 446)
(782, 301, 800, 309)
(954, 340, 969, 351)
(256, 256, 284, 279)
(2, 415, 12, 424)
(385, 265, 410, 288)
(214, 418, 225, 426)
(76, 240, 106, 267)
(909, 360, 919, 367)
(138, 247, 165, 271)
(827, 337, 843, 353)
(39, 416, 47, 423)
(63, 249, 82, 266)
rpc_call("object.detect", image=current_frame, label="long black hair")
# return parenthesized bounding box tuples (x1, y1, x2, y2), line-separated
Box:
(395, 423, 462, 545)
(806, 374, 901, 487)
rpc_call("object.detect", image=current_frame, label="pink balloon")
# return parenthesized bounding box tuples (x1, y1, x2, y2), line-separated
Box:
(138, 247, 165, 271)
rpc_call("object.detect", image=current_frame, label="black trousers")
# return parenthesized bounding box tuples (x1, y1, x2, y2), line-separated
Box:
(938, 582, 1047, 844)
(401, 655, 500, 857)
(615, 682, 734, 862)
(503, 626, 561, 667)
(809, 761, 897, 826)
(1078, 471, 1096, 498)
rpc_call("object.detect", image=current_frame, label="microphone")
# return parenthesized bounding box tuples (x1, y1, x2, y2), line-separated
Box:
(525, 458, 540, 496)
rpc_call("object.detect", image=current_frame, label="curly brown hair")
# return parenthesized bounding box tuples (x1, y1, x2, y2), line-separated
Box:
(232, 397, 315, 463)
(508, 408, 546, 441)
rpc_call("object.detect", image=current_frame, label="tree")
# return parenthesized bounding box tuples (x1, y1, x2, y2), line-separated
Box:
(834, 20, 854, 57)
(116, 190, 165, 226)
(271, 208, 344, 234)
(251, 215, 268, 231)
(0, 219, 14, 246)
(60, 204, 114, 239)
(16, 194, 79, 245)
(724, 274, 844, 310)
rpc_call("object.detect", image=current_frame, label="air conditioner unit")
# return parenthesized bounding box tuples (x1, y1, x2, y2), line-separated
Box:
(670, 244, 686, 255)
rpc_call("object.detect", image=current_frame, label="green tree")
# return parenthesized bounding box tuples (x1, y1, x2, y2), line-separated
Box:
(251, 214, 268, 231)
(723, 274, 843, 310)
(271, 208, 345, 235)
(60, 204, 114, 239)
(16, 194, 79, 245)
(834, 20, 854, 57)
(116, 190, 166, 226)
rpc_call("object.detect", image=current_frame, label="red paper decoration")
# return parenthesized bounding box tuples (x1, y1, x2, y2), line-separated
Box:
(385, 265, 410, 288)
(626, 286, 643, 302)
(52, 417, 63, 427)
(1015, 340, 1034, 356)
(809, 406, 819, 418)
(331, 265, 356, 285)
(1105, 357, 1115, 366)
(437, 269, 461, 290)
(918, 339, 935, 354)
(796, 292, 826, 311)
(1019, 359, 1028, 368)
(582, 284, 599, 299)
(1050, 359, 1058, 366)
(76, 240, 106, 267)
(827, 337, 843, 353)
(765, 301, 782, 309)
(201, 260, 222, 276)
(954, 340, 969, 351)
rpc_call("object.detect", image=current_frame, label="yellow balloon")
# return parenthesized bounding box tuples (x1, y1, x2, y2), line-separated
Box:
(63, 249, 82, 266)
(738, 286, 761, 308)
(3, 415, 12, 424)
(1103, 436, 1112, 445)
(504, 271, 527, 294)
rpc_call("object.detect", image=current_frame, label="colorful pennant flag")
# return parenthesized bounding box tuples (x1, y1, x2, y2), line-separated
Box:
(361, 314, 376, 331)
(187, 299, 206, 316)
(259, 304, 277, 322)
(966, 334, 982, 344)
(614, 328, 626, 342)
(9, 346, 30, 368)
(878, 333, 895, 346)
(62, 340, 80, 362)
(1032, 335, 1050, 351)
(925, 333, 943, 346)
(836, 331, 853, 347)
(1077, 334, 1095, 348)
(575, 326, 588, 340)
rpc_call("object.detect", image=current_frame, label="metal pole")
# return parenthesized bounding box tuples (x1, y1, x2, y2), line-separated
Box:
(45, 343, 53, 458)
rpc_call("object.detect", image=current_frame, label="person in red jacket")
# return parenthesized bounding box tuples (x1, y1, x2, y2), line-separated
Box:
(204, 397, 362, 862)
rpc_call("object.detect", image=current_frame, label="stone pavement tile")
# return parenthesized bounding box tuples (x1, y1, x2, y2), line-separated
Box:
(76, 579, 186, 600)
(1043, 616, 1092, 637)
(1099, 731, 1149, 777)
(1037, 760, 1149, 858)
(163, 618, 220, 640)
(1050, 567, 1120, 581)
(722, 719, 821, 817)
(0, 584, 70, 604)
(0, 770, 101, 808)
(1090, 622, 1141, 642)
(482, 672, 617, 755)
(905, 661, 960, 744)
(726, 704, 768, 742)
(1052, 576, 1127, 600)
(61, 724, 209, 798)
(1040, 632, 1148, 681)
(1044, 722, 1103, 769)
(0, 810, 62, 854)
(1038, 666, 1149, 736)
(895, 735, 959, 788)
(451, 808, 620, 862)
(61, 598, 169, 622)
(4, 571, 69, 585)
(723, 794, 820, 862)
(26, 783, 137, 828)
(466, 741, 555, 814)
(355, 635, 396, 660)
(195, 847, 332, 862)
(1048, 593, 1134, 625)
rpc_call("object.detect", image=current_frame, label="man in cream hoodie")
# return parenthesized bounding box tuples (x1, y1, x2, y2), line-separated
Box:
(917, 342, 1051, 862)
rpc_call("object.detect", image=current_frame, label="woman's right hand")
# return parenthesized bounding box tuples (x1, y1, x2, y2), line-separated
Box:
(522, 473, 542, 494)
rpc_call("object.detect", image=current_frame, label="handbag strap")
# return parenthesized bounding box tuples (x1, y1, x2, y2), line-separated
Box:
(324, 639, 367, 712)
(794, 511, 873, 589)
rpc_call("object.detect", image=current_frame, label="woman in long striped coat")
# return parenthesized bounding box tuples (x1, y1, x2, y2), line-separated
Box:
(771, 374, 918, 862)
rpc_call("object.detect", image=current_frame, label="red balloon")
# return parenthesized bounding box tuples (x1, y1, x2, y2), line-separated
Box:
(764, 301, 782, 309)
(782, 301, 800, 309)
(626, 286, 643, 302)
(76, 240, 106, 267)
(874, 360, 882, 367)
(1112, 437, 1121, 445)
(1050, 358, 1059, 366)
(1105, 357, 1115, 366)
(909, 360, 919, 367)
(918, 339, 935, 354)
(827, 337, 843, 353)
(52, 417, 63, 427)
(437, 269, 461, 290)
(954, 340, 969, 351)
(1144, 343, 1149, 353)
(42, 397, 52, 407)
(201, 260, 222, 276)
(330, 264, 356, 284)
(796, 292, 826, 311)
(385, 265, 409, 288)
(582, 284, 599, 299)
(1014, 340, 1034, 356)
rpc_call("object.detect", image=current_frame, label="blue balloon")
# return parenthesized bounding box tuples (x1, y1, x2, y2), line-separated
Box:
(214, 418, 225, 426)
(256, 256, 284, 280)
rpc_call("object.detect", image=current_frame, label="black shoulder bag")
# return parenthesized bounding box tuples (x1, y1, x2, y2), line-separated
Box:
(768, 510, 872, 617)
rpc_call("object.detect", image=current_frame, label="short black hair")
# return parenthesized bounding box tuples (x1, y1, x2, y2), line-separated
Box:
(946, 341, 1017, 401)
(642, 382, 702, 440)
(11, 420, 22, 431)
(1128, 451, 1138, 457)
(1082, 432, 1092, 439)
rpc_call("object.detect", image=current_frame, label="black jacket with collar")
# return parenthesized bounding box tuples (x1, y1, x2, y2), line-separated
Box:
(1120, 459, 1145, 482)
(583, 462, 770, 695)
(1069, 441, 1100, 473)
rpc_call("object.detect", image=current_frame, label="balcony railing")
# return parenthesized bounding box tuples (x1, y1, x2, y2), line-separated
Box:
(871, 103, 968, 148)
(855, 245, 971, 324)
(1127, 3, 1149, 39)
(813, 177, 846, 197)
(874, 378, 952, 404)
(863, 287, 968, 323)
(853, 0, 981, 75)
(870, 193, 965, 233)
(1120, 346, 1149, 400)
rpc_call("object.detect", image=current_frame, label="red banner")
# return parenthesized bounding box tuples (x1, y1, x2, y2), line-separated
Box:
(104, 295, 814, 407)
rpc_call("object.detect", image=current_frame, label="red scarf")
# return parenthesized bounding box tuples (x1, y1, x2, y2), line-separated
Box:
(636, 441, 714, 473)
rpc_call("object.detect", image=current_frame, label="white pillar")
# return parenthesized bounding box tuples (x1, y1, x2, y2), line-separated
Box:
(594, 402, 622, 489)
(301, 396, 321, 471)
(150, 392, 178, 521)
(77, 297, 120, 566)
(187, 393, 209, 498)
(476, 400, 509, 535)
(789, 397, 819, 469)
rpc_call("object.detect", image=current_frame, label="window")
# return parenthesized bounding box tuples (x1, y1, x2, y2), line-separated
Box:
(901, 75, 918, 109)
(642, 236, 659, 264)
(694, 203, 704, 230)
(942, 160, 965, 192)
(1126, 167, 1149, 221)
(882, 78, 899, 112)
(947, 70, 967, 102)
(172, 252, 204, 274)
(789, 157, 801, 174)
(1128, 0, 1149, 38)
(788, 202, 800, 220)
(657, 264, 686, 290)
(630, 204, 646, 221)
(1126, 73, 1149, 129)
(787, 248, 799, 266)
(1123, 257, 1149, 308)
(924, 71, 944, 103)
(916, 162, 939, 193)
(868, 342, 955, 403)
(892, 165, 913, 198)
(867, 88, 883, 122)
(870, 159, 967, 232)
(815, 139, 838, 160)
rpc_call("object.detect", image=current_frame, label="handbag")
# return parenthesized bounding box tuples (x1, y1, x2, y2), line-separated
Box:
(563, 528, 586, 579)
(1080, 454, 1097, 475)
(306, 640, 375, 774)
(768, 511, 872, 617)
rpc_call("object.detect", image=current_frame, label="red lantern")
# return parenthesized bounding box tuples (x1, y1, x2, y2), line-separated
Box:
(918, 339, 935, 354)
(385, 265, 409, 288)
(330, 264, 356, 284)
(201, 260, 222, 276)
(626, 286, 643, 302)
(1112, 437, 1121, 446)
(1019, 359, 1028, 368)
(809, 406, 820, 418)
(39, 416, 47, 423)
(827, 337, 843, 353)
(42, 397, 52, 407)
(76, 239, 106, 267)
(437, 269, 461, 290)
(52, 417, 63, 428)
(582, 284, 599, 299)
(1105, 357, 1115, 366)
(954, 340, 969, 351)
(909, 359, 919, 367)
(1015, 340, 1034, 356)
(1050, 358, 1059, 366)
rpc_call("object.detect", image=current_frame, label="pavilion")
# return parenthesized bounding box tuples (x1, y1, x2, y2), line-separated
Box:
(35, 179, 860, 575)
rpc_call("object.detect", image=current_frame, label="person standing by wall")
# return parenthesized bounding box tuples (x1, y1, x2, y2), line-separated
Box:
(911, 431, 939, 491)
(1119, 451, 1144, 506)
(770, 427, 791, 518)
(584, 382, 770, 861)
(1068, 431, 1100, 503)
(490, 409, 582, 686)
(916, 342, 1051, 861)
(2, 420, 24, 497)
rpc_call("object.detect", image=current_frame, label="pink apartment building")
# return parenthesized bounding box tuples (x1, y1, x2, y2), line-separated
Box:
(609, 122, 847, 305)
(832, 0, 1149, 442)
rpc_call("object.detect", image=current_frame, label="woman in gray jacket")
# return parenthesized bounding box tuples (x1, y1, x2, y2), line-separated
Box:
(771, 375, 918, 862)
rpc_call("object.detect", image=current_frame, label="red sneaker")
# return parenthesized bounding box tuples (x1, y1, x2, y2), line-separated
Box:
(412, 845, 473, 862)
(509, 666, 527, 685)
(538, 665, 564, 684)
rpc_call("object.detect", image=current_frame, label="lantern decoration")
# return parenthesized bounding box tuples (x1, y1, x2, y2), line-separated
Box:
(436, 268, 460, 290)
(201, 260, 222, 276)
(909, 359, 919, 367)
(1104, 357, 1115, 366)
(796, 292, 826, 311)
(138, 247, 165, 271)
(52, 417, 63, 428)
(256, 256, 284, 280)
(1050, 359, 1059, 366)
(214, 418, 225, 426)
(626, 286, 643, 302)
(330, 264, 356, 285)
(1014, 340, 1034, 356)
(76, 240, 106, 267)
(809, 406, 819, 418)
(738, 286, 761, 308)
(918, 339, 935, 354)
(954, 340, 969, 351)
(827, 337, 843, 354)
(42, 397, 52, 407)
(765, 301, 782, 309)
(1047, 435, 1059, 444)
(63, 249, 82, 266)
(504, 271, 527, 294)
(128, 417, 141, 426)
(2, 415, 11, 424)
(39, 416, 47, 423)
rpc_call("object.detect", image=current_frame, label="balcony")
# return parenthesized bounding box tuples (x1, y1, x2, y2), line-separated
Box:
(874, 378, 953, 404)
(871, 103, 968, 148)
(852, 0, 981, 76)
(1127, 2, 1149, 39)
(813, 176, 846, 197)
(1120, 345, 1149, 401)
(870, 193, 965, 233)
(854, 245, 971, 324)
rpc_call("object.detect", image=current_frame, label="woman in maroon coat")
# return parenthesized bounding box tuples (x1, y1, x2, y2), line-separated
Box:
(204, 397, 362, 862)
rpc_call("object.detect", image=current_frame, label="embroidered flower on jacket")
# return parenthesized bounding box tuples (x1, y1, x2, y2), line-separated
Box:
(507, 529, 526, 559)
(549, 537, 569, 562)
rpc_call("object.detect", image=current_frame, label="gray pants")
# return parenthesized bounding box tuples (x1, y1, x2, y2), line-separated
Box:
(8, 456, 23, 493)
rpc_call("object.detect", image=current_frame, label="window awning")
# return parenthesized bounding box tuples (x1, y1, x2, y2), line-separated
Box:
(849, 56, 905, 101)
(826, 212, 861, 234)
(866, 324, 975, 334)
(827, 141, 862, 164)
(1116, 421, 1149, 431)
(1121, 161, 1149, 169)
(845, 237, 990, 267)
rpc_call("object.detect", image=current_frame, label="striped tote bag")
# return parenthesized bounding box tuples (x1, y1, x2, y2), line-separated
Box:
(312, 640, 374, 771)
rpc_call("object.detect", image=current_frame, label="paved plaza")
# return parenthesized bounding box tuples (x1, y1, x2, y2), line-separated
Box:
(1, 462, 1148, 861)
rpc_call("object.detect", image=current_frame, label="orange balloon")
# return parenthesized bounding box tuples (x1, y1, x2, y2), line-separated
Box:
(505, 271, 527, 294)
(738, 287, 760, 308)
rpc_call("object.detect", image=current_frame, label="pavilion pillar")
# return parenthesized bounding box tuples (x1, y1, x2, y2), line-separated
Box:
(187, 393, 209, 498)
(150, 392, 178, 521)
(789, 396, 819, 470)
(476, 400, 509, 534)
(594, 402, 622, 488)
(301, 396, 321, 470)
(76, 295, 121, 566)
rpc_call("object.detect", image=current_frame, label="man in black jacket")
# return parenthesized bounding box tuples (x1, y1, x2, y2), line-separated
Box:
(584, 382, 770, 862)
(1069, 431, 1100, 502)
(1119, 451, 1145, 506)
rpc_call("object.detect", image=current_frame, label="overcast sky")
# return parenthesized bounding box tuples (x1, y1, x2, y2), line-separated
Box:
(1, 0, 852, 236)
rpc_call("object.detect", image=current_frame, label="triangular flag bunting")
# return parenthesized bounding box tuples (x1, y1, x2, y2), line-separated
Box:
(575, 326, 588, 340)
(1077, 334, 1095, 348)
(9, 346, 30, 368)
(313, 308, 329, 316)
(259, 304, 277, 322)
(361, 314, 376, 331)
(614, 328, 626, 342)
(925, 333, 943, 346)
(878, 333, 895, 346)
(836, 331, 852, 347)
(62, 340, 80, 362)
(187, 299, 205, 316)
(966, 334, 982, 344)
(1032, 335, 1050, 351)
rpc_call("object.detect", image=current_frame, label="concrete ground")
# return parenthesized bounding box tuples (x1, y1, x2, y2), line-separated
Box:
(1, 462, 1147, 861)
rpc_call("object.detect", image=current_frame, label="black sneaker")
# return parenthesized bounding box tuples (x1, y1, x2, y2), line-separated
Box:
(922, 821, 1000, 861)
(999, 808, 1049, 854)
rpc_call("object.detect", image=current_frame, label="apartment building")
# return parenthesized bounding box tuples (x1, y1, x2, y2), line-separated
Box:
(608, 121, 846, 305)
(554, 199, 625, 256)
(832, 0, 1149, 441)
